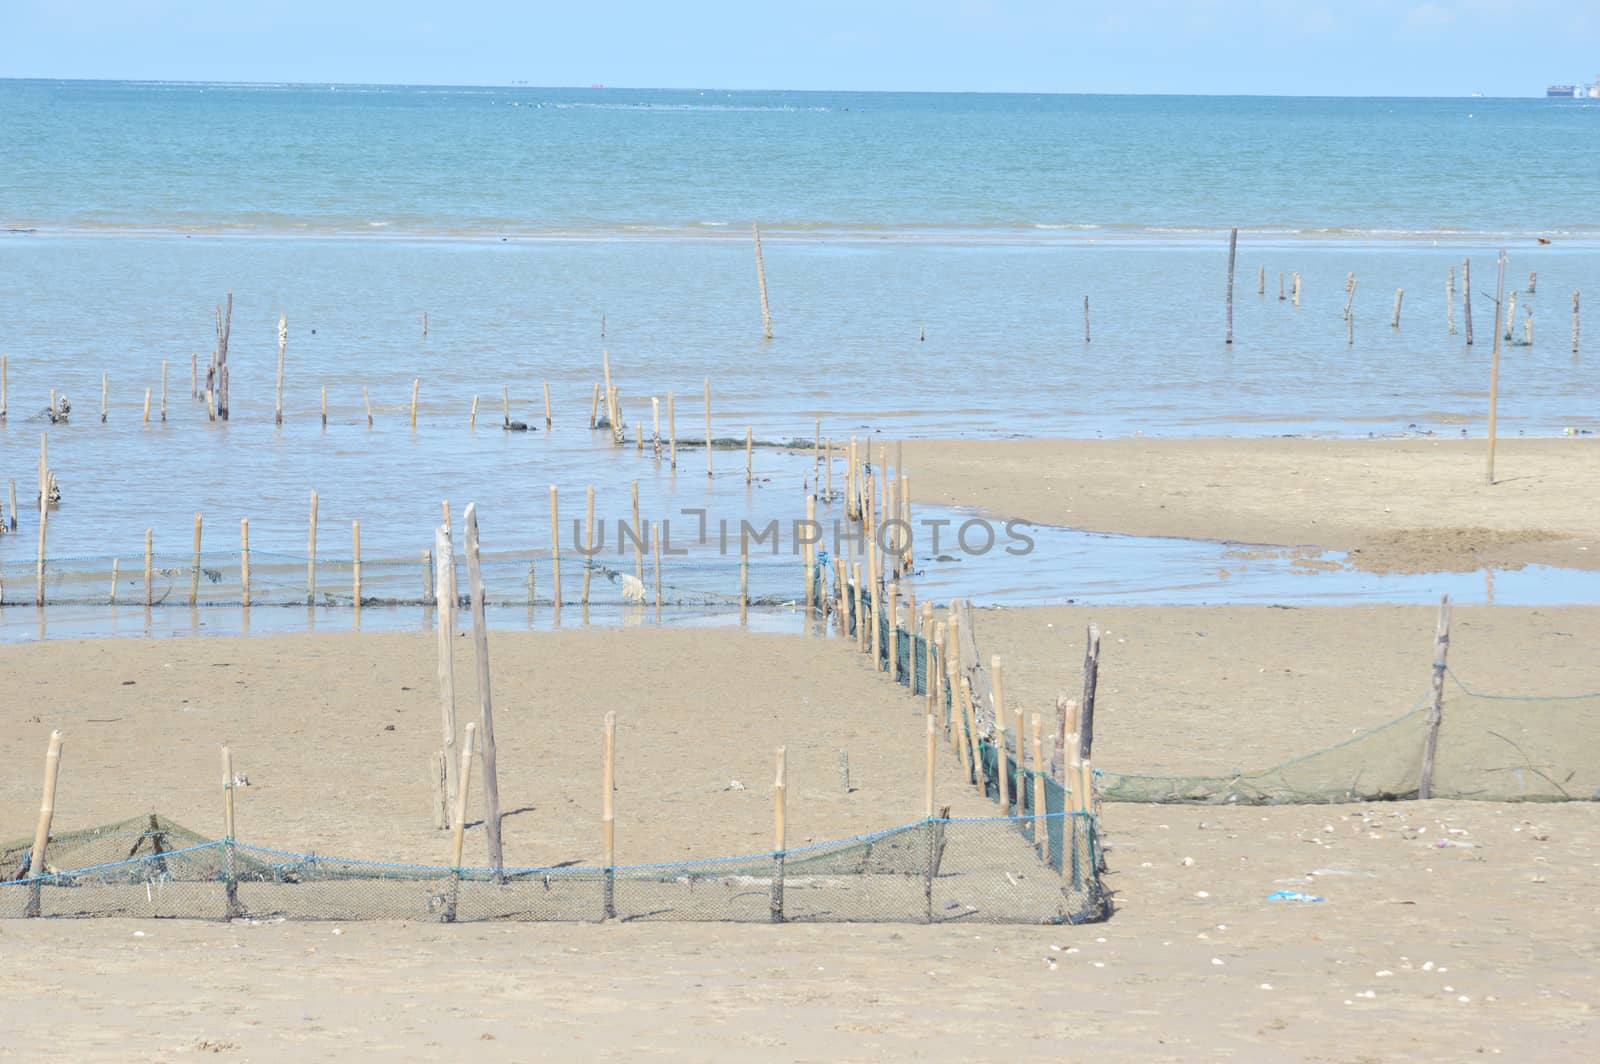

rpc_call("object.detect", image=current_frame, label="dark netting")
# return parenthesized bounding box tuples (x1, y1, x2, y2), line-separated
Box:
(3, 814, 1107, 925)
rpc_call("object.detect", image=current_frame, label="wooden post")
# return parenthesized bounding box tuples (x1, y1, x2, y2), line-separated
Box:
(900, 472, 913, 573)
(502, 385, 510, 429)
(1031, 714, 1047, 858)
(1292, 272, 1300, 306)
(144, 529, 153, 607)
(992, 655, 1009, 814)
(1344, 274, 1357, 320)
(582, 486, 595, 606)
(628, 480, 645, 585)
(804, 493, 817, 614)
(1487, 250, 1507, 485)
(922, 605, 936, 711)
(1528, 271, 1537, 294)
(101, 372, 108, 422)
(222, 744, 239, 917)
(1419, 594, 1451, 800)
(589, 383, 600, 429)
(422, 311, 428, 338)
(853, 562, 865, 651)
(190, 351, 197, 399)
(240, 519, 250, 609)
(549, 486, 562, 608)
(745, 426, 752, 483)
(320, 386, 327, 427)
(754, 221, 774, 340)
(7, 479, 15, 531)
(364, 386, 373, 426)
(1504, 292, 1517, 342)
(1392, 289, 1404, 328)
(109, 558, 119, 605)
(1225, 226, 1237, 344)
(463, 504, 504, 872)
(275, 313, 286, 425)
(1079, 625, 1100, 767)
(602, 350, 616, 438)
(603, 710, 616, 919)
(886, 582, 899, 679)
(667, 390, 677, 468)
(959, 677, 981, 785)
(189, 512, 202, 607)
(543, 380, 552, 428)
(35, 500, 46, 606)
(739, 524, 749, 625)
(1448, 265, 1456, 335)
(0, 354, 6, 420)
(470, 395, 479, 428)
(771, 746, 786, 923)
(431, 751, 449, 830)
(1463, 258, 1474, 345)
(307, 490, 319, 605)
(450, 723, 477, 868)
(352, 520, 361, 610)
(1575, 291, 1581, 355)
(1277, 272, 1285, 301)
(161, 359, 169, 420)
(410, 378, 420, 429)
(434, 524, 458, 814)
(1052, 694, 1077, 782)
(1258, 264, 1265, 296)
(704, 379, 713, 478)
(25, 729, 64, 916)
(652, 520, 662, 613)
(142, 387, 151, 423)
(924, 712, 936, 817)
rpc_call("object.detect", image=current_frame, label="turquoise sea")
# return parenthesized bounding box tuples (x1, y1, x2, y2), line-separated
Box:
(2, 81, 1598, 632)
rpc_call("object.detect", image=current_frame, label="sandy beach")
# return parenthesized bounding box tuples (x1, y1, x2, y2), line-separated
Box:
(903, 437, 1600, 573)
(3, 606, 1598, 1060)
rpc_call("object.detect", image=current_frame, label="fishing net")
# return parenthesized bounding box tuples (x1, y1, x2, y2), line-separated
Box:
(2, 813, 1106, 925)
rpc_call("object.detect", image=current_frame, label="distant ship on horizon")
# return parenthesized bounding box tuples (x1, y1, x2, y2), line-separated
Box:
(1546, 77, 1600, 98)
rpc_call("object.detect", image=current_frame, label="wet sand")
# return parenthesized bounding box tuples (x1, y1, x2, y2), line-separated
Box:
(902, 437, 1600, 573)
(3, 618, 1598, 1060)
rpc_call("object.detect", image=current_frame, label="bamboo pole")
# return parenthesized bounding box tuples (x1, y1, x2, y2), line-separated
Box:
(1, 354, 6, 420)
(320, 386, 327, 427)
(589, 383, 600, 429)
(307, 491, 319, 605)
(945, 608, 961, 737)
(1292, 272, 1300, 306)
(1419, 594, 1451, 800)
(1448, 265, 1456, 335)
(925, 713, 936, 817)
(352, 520, 361, 611)
(410, 378, 420, 429)
(364, 386, 373, 426)
(1031, 714, 1046, 858)
(222, 744, 238, 916)
(1225, 227, 1237, 344)
(240, 519, 250, 609)
(463, 504, 504, 872)
(834, 558, 847, 634)
(745, 426, 753, 483)
(189, 512, 202, 608)
(771, 746, 786, 922)
(900, 472, 913, 573)
(582, 486, 595, 606)
(141, 387, 150, 423)
(652, 520, 662, 613)
(1083, 294, 1091, 344)
(1079, 625, 1100, 769)
(1463, 258, 1474, 345)
(660, 390, 674, 469)
(434, 524, 458, 814)
(739, 524, 749, 625)
(957, 677, 978, 785)
(961, 677, 982, 784)
(1257, 264, 1265, 296)
(992, 655, 1008, 814)
(1487, 251, 1507, 485)
(502, 386, 510, 429)
(549, 486, 562, 608)
(804, 493, 817, 614)
(603, 710, 617, 919)
(886, 581, 899, 680)
(543, 380, 552, 428)
(1575, 291, 1581, 355)
(470, 395, 479, 428)
(630, 481, 644, 586)
(754, 222, 774, 340)
(1014, 700, 1025, 814)
(35, 501, 46, 606)
(275, 313, 286, 425)
(450, 723, 477, 867)
(602, 351, 615, 437)
(109, 558, 119, 605)
(1392, 289, 1404, 328)
(144, 529, 152, 607)
(704, 379, 713, 478)
(651, 397, 662, 459)
(935, 621, 950, 742)
(1528, 271, 1537, 294)
(853, 562, 865, 651)
(922, 605, 936, 711)
(25, 729, 64, 915)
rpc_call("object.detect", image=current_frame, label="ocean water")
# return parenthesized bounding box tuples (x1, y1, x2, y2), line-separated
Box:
(2, 81, 1597, 632)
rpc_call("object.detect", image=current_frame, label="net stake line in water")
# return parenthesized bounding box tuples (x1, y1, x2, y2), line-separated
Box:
(1419, 594, 1452, 800)
(463, 503, 504, 874)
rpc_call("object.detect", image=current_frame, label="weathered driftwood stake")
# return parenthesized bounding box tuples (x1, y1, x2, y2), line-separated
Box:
(1291, 272, 1301, 306)
(754, 221, 774, 340)
(1, 354, 6, 420)
(886, 582, 899, 678)
(922, 604, 936, 711)
(320, 386, 327, 427)
(1225, 226, 1237, 344)
(240, 519, 251, 609)
(1392, 289, 1404, 328)
(470, 395, 479, 428)
(1278, 272, 1285, 301)
(853, 562, 866, 651)
(1528, 271, 1537, 294)
(502, 386, 510, 430)
(25, 729, 64, 916)
(434, 523, 458, 813)
(603, 710, 617, 919)
(1419, 594, 1451, 800)
(1487, 250, 1507, 485)
(770, 746, 786, 923)
(463, 504, 505, 872)
(549, 486, 562, 608)
(275, 313, 287, 425)
(190, 351, 197, 399)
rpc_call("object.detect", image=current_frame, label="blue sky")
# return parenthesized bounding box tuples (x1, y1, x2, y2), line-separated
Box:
(8, 1, 1599, 96)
